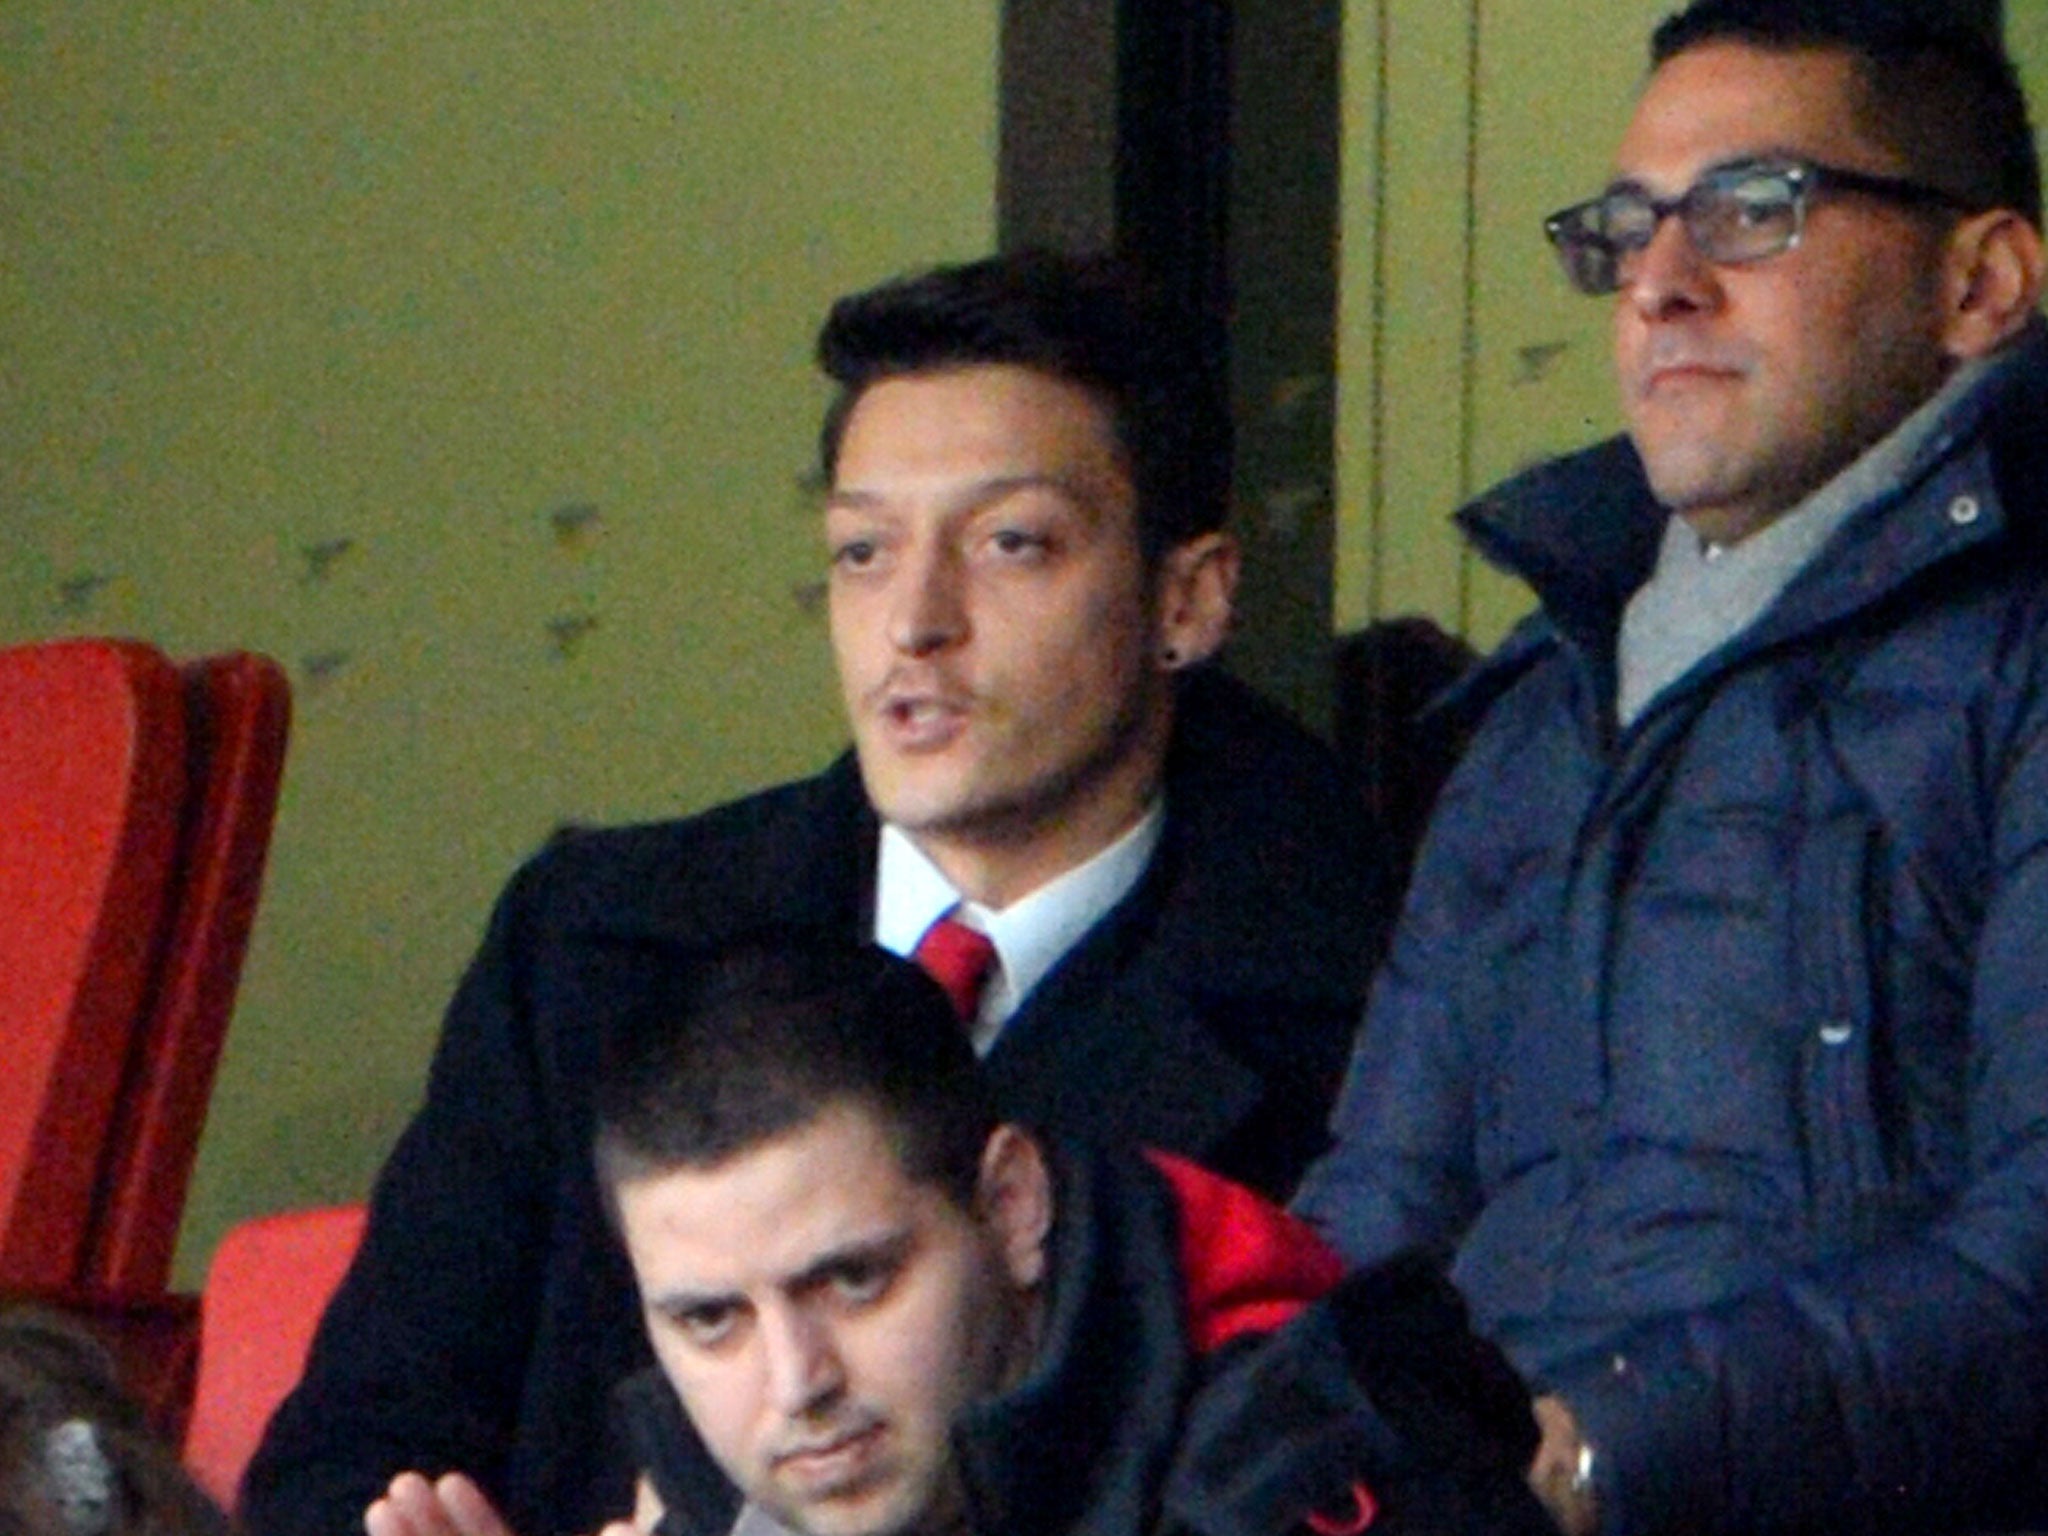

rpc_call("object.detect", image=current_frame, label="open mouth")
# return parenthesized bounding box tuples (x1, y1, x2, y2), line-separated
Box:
(880, 694, 968, 747)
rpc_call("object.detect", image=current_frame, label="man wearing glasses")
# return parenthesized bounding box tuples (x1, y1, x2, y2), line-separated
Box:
(1298, 1, 2048, 1532)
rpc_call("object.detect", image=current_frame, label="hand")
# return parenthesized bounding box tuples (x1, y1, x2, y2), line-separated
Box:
(363, 1470, 660, 1536)
(1527, 1396, 1598, 1536)
(365, 1472, 518, 1536)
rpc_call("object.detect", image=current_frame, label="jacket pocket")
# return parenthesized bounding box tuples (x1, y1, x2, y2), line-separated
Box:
(1794, 810, 1894, 1253)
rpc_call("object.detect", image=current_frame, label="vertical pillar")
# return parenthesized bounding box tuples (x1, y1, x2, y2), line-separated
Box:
(1000, 0, 1343, 730)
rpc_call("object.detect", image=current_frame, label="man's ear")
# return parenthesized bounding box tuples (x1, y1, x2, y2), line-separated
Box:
(1152, 531, 1240, 672)
(1939, 209, 2046, 361)
(975, 1125, 1053, 1289)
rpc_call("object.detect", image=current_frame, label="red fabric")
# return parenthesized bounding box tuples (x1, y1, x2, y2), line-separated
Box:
(1306, 1482, 1380, 1536)
(913, 914, 996, 1024)
(0, 639, 187, 1290)
(1145, 1148, 1345, 1354)
(184, 1203, 367, 1513)
(87, 653, 292, 1294)
(1150, 1153, 1376, 1531)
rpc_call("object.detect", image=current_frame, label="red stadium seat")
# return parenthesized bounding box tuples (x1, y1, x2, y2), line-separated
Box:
(0, 638, 292, 1440)
(86, 652, 292, 1295)
(0, 640, 188, 1290)
(183, 1203, 366, 1511)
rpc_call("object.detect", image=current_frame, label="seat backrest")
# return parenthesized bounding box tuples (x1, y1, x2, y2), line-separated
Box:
(1331, 617, 1482, 891)
(0, 639, 188, 1290)
(183, 1203, 366, 1512)
(85, 653, 292, 1295)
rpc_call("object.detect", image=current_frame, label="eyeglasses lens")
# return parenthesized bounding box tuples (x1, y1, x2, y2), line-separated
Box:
(1689, 167, 1801, 263)
(1549, 205, 1622, 295)
(1546, 164, 1804, 295)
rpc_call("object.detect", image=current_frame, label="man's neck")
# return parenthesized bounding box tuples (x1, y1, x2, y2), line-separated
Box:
(1616, 347, 2013, 727)
(729, 1503, 971, 1536)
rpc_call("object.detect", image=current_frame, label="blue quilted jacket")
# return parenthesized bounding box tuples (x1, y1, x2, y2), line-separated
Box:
(1299, 325, 2048, 1535)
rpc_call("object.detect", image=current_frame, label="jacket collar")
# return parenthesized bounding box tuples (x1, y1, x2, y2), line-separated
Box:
(1456, 322, 2048, 678)
(1145, 666, 1379, 1008)
(951, 1143, 1191, 1536)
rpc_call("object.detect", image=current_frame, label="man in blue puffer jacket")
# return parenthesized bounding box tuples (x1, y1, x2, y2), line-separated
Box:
(1298, 3, 2048, 1533)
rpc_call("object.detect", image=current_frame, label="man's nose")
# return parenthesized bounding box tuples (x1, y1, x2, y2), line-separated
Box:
(887, 541, 969, 656)
(762, 1307, 846, 1417)
(1620, 213, 1723, 320)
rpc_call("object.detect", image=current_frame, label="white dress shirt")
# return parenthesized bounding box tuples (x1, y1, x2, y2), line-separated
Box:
(872, 801, 1165, 1054)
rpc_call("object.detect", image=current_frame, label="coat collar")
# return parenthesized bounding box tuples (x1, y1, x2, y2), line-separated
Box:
(951, 1144, 1191, 1536)
(613, 666, 1373, 1016)
(1455, 322, 2048, 684)
(563, 669, 1373, 1192)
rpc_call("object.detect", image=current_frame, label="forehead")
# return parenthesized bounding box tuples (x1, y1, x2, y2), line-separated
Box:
(1618, 42, 1886, 185)
(831, 364, 1128, 493)
(615, 1105, 953, 1292)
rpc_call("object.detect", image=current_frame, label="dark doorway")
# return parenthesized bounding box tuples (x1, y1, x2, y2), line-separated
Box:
(1001, 0, 1343, 732)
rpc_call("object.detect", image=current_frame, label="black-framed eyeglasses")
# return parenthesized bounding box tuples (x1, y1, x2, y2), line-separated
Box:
(1543, 156, 1980, 296)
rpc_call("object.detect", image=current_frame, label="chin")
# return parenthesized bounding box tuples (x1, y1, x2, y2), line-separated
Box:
(867, 777, 990, 837)
(774, 1484, 930, 1536)
(1638, 449, 1748, 517)
(866, 759, 1048, 839)
(884, 798, 1045, 852)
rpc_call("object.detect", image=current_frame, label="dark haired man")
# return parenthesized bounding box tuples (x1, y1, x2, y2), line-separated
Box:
(365, 940, 1548, 1536)
(245, 253, 1388, 1536)
(1299, 2, 2048, 1532)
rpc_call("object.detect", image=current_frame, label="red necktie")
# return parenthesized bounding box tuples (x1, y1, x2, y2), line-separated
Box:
(913, 914, 997, 1027)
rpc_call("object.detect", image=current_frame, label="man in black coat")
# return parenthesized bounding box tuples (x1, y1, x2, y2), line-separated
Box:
(244, 252, 1389, 1536)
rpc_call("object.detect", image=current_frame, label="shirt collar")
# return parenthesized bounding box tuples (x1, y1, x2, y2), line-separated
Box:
(873, 802, 1165, 1051)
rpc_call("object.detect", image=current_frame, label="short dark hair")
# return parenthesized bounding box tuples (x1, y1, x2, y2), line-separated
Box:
(591, 936, 998, 1215)
(1650, 0, 2042, 228)
(814, 249, 1231, 561)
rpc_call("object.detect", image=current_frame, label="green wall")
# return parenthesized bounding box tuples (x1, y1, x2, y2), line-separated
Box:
(10, 4, 2048, 1287)
(1336, 3, 2048, 649)
(1, 5, 998, 1283)
(1336, 0, 1668, 649)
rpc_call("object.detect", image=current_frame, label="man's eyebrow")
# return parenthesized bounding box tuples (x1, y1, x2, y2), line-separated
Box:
(1606, 146, 1813, 195)
(824, 473, 1105, 517)
(642, 1227, 916, 1314)
(643, 1282, 741, 1317)
(784, 1227, 914, 1293)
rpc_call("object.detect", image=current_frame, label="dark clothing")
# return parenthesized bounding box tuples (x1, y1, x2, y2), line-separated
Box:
(618, 1144, 1549, 1536)
(244, 670, 1387, 1536)
(1297, 330, 2048, 1535)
